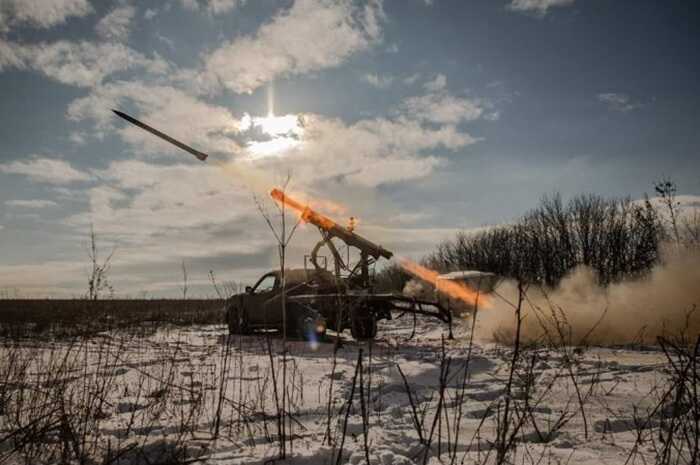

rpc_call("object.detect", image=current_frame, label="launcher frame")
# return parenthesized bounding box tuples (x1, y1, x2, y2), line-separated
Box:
(270, 188, 393, 287)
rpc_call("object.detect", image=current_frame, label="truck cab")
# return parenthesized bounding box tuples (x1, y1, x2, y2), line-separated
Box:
(226, 268, 334, 338)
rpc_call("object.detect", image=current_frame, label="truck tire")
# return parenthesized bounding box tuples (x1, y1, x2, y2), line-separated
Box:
(227, 303, 250, 335)
(351, 314, 377, 340)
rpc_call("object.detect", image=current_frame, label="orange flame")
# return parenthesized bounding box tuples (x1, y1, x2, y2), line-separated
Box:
(270, 188, 349, 216)
(269, 188, 359, 233)
(270, 188, 336, 229)
(398, 257, 491, 309)
(308, 198, 348, 216)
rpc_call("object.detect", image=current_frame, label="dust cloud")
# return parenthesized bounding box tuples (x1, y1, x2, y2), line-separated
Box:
(477, 249, 700, 345)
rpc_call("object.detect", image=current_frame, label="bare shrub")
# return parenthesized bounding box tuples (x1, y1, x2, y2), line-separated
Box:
(427, 193, 661, 287)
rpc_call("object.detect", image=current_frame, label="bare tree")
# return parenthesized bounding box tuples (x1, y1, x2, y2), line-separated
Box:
(655, 178, 683, 245)
(426, 192, 661, 287)
(253, 173, 303, 459)
(683, 207, 700, 246)
(253, 174, 303, 343)
(87, 223, 115, 300)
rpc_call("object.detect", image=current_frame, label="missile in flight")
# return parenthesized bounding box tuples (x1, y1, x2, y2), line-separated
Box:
(112, 109, 209, 162)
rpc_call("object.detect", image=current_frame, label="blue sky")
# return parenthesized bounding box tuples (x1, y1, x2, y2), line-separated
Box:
(0, 0, 698, 297)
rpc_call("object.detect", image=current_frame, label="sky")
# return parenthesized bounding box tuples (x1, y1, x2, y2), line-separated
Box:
(0, 0, 698, 298)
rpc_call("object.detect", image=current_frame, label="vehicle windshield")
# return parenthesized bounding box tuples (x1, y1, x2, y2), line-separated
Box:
(253, 274, 277, 293)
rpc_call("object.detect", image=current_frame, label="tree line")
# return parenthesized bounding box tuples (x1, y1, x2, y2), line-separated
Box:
(426, 193, 661, 286)
(377, 181, 700, 290)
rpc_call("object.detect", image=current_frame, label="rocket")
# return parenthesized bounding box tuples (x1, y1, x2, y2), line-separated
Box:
(112, 110, 209, 162)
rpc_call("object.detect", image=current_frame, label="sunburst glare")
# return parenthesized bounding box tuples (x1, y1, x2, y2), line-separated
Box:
(239, 113, 304, 160)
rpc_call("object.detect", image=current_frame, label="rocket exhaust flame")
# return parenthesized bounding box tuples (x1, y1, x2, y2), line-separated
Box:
(269, 188, 393, 261)
(270, 188, 336, 230)
(398, 257, 491, 309)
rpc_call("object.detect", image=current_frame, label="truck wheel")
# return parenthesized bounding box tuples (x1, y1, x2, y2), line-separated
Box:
(351, 314, 377, 340)
(227, 304, 250, 335)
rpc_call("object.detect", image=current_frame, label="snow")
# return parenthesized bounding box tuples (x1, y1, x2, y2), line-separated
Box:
(0, 314, 681, 465)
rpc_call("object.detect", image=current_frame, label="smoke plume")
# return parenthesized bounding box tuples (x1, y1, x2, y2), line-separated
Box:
(478, 249, 700, 345)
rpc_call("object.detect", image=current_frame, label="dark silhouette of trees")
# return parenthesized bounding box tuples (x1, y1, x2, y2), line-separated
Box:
(374, 261, 411, 292)
(426, 193, 662, 287)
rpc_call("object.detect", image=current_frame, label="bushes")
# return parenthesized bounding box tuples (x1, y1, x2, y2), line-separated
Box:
(427, 193, 662, 286)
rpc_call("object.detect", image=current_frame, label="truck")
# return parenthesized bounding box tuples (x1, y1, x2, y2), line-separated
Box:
(225, 267, 453, 340)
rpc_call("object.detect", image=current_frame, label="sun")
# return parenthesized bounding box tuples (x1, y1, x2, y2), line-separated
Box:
(256, 114, 303, 136)
(239, 113, 305, 160)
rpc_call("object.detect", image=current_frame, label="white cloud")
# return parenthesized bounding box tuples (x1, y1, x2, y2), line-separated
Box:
(402, 74, 497, 124)
(69, 76, 478, 187)
(362, 73, 393, 88)
(202, 0, 384, 94)
(69, 131, 87, 145)
(0, 157, 91, 184)
(597, 93, 643, 113)
(0, 39, 24, 67)
(423, 73, 446, 92)
(67, 81, 241, 156)
(144, 8, 158, 20)
(0, 260, 88, 297)
(181, 0, 245, 15)
(402, 92, 484, 124)
(96, 6, 136, 42)
(0, 0, 93, 31)
(389, 212, 431, 226)
(5, 199, 58, 208)
(78, 161, 254, 234)
(403, 73, 421, 85)
(156, 33, 175, 50)
(0, 39, 170, 87)
(180, 0, 198, 11)
(266, 113, 477, 187)
(508, 0, 575, 16)
(61, 160, 273, 279)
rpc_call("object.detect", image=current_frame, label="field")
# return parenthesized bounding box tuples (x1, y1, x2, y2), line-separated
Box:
(0, 304, 696, 465)
(0, 299, 224, 338)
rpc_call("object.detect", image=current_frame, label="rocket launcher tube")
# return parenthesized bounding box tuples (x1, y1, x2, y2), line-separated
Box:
(270, 188, 393, 260)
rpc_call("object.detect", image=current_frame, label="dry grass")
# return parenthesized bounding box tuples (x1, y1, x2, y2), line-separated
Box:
(0, 297, 697, 465)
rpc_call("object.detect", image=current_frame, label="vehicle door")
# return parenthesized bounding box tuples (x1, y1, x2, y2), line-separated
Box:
(243, 272, 281, 327)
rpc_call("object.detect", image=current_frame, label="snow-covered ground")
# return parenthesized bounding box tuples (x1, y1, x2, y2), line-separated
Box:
(0, 315, 685, 465)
